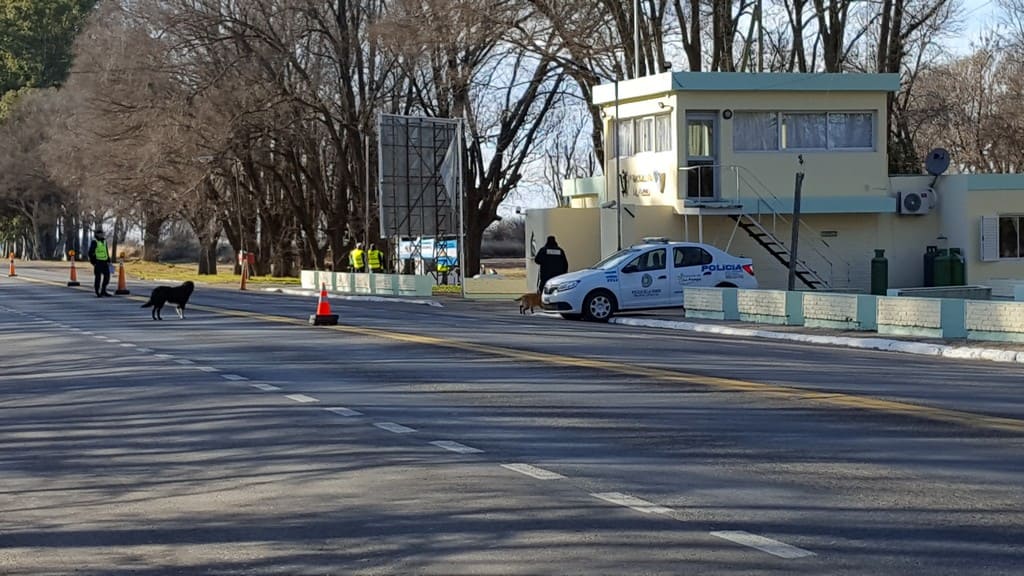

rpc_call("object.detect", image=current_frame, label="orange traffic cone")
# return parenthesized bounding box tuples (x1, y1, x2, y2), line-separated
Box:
(309, 282, 339, 325)
(114, 260, 130, 295)
(7, 252, 16, 277)
(239, 261, 249, 291)
(67, 250, 80, 287)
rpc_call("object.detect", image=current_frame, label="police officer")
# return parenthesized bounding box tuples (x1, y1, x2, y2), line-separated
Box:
(368, 243, 385, 273)
(88, 227, 114, 297)
(533, 235, 569, 294)
(349, 242, 366, 272)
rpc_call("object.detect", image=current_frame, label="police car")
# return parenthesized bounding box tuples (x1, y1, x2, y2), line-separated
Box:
(541, 238, 757, 321)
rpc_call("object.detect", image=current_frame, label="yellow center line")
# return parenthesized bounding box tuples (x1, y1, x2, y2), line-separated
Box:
(13, 274, 1024, 434)
(190, 304, 1024, 434)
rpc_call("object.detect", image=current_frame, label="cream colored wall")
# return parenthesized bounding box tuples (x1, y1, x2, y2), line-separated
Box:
(683, 91, 890, 202)
(601, 91, 890, 208)
(524, 207, 601, 289)
(688, 211, 939, 291)
(944, 186, 1024, 284)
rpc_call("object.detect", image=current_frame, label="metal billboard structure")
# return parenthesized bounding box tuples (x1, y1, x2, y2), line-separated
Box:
(377, 114, 464, 285)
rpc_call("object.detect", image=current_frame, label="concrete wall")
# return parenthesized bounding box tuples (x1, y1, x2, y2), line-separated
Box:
(965, 300, 1024, 342)
(301, 270, 433, 297)
(681, 287, 1024, 342)
(525, 207, 601, 289)
(938, 175, 1024, 285)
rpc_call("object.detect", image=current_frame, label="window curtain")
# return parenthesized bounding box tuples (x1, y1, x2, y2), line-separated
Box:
(783, 113, 827, 149)
(733, 112, 778, 151)
(829, 113, 873, 148)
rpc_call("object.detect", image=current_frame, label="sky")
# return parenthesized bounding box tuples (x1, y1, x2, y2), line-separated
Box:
(955, 0, 1001, 53)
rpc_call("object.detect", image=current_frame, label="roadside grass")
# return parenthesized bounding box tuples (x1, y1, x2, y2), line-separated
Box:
(125, 260, 301, 286)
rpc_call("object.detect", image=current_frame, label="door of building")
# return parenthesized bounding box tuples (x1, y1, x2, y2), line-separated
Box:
(686, 113, 718, 200)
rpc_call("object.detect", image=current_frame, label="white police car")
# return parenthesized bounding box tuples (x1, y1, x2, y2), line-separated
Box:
(541, 238, 757, 321)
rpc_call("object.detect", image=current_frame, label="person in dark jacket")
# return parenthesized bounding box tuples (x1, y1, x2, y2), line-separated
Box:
(88, 228, 114, 297)
(534, 235, 569, 294)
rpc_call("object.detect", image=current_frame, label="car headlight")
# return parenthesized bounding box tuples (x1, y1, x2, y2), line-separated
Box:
(555, 280, 579, 292)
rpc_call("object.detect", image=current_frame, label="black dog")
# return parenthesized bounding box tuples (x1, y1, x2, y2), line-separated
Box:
(141, 281, 195, 320)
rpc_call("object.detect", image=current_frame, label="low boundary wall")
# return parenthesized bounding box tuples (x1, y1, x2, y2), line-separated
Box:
(301, 270, 433, 297)
(679, 287, 1024, 342)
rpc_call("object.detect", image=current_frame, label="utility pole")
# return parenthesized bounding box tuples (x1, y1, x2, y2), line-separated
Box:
(788, 155, 805, 291)
(614, 79, 622, 251)
(633, 0, 641, 78)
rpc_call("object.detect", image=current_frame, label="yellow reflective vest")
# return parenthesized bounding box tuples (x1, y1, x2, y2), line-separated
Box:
(368, 250, 383, 270)
(95, 241, 109, 261)
(350, 248, 365, 270)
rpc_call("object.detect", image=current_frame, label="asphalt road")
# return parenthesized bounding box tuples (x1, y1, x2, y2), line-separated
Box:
(1, 267, 1022, 575)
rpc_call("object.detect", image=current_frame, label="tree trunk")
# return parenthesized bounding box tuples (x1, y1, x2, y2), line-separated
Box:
(197, 235, 219, 275)
(143, 215, 163, 262)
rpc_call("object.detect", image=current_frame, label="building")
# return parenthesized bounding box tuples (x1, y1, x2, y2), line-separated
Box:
(526, 71, 1024, 294)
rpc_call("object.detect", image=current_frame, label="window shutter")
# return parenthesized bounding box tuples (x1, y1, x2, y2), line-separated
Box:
(980, 216, 1000, 262)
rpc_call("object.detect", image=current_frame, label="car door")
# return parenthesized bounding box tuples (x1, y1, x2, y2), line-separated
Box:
(618, 248, 672, 309)
(673, 246, 715, 289)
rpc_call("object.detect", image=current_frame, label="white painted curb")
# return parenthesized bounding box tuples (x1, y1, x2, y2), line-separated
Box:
(265, 287, 444, 308)
(610, 317, 1024, 364)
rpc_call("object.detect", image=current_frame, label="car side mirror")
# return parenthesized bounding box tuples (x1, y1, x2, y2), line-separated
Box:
(622, 264, 637, 274)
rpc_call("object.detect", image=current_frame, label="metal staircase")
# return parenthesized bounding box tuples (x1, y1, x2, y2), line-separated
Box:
(714, 165, 852, 291)
(729, 214, 829, 290)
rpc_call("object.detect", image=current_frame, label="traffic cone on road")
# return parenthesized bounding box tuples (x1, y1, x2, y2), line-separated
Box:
(114, 260, 130, 295)
(309, 282, 339, 326)
(67, 250, 80, 287)
(7, 252, 16, 277)
(239, 261, 249, 291)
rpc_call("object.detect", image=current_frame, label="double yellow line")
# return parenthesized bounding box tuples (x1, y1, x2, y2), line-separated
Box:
(18, 274, 1024, 434)
(199, 304, 1024, 435)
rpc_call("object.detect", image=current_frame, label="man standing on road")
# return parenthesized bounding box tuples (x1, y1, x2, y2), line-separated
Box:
(534, 235, 569, 294)
(88, 228, 114, 297)
(349, 242, 366, 273)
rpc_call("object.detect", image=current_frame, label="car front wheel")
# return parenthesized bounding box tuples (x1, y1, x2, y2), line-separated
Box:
(582, 290, 616, 322)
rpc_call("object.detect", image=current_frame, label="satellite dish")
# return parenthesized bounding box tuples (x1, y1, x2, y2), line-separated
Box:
(925, 148, 950, 176)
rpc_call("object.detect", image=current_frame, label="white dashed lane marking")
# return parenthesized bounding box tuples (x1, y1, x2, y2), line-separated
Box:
(197, 366, 219, 373)
(136, 348, 154, 353)
(374, 422, 416, 434)
(591, 492, 672, 515)
(501, 463, 565, 480)
(250, 383, 281, 391)
(430, 440, 483, 454)
(154, 354, 174, 359)
(174, 359, 195, 366)
(325, 407, 362, 417)
(221, 374, 248, 381)
(285, 394, 319, 404)
(120, 343, 136, 348)
(710, 531, 815, 559)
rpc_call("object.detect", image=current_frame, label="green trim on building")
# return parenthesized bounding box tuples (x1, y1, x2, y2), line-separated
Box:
(593, 71, 900, 105)
(966, 174, 1024, 191)
(671, 72, 901, 93)
(707, 195, 897, 214)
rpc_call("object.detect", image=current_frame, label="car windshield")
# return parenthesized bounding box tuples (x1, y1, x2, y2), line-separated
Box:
(591, 249, 640, 270)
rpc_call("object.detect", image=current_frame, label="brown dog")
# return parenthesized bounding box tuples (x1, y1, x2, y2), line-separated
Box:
(516, 292, 542, 314)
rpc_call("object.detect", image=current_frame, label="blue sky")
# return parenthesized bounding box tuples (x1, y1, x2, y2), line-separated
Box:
(956, 0, 1000, 53)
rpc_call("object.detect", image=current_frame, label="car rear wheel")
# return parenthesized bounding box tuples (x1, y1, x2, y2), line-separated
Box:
(560, 313, 583, 320)
(582, 290, 616, 322)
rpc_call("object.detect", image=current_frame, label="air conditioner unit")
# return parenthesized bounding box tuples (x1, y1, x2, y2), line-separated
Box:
(898, 189, 932, 215)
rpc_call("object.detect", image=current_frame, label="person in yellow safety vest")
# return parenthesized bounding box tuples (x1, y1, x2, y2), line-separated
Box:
(368, 243, 384, 273)
(88, 227, 114, 297)
(349, 242, 366, 272)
